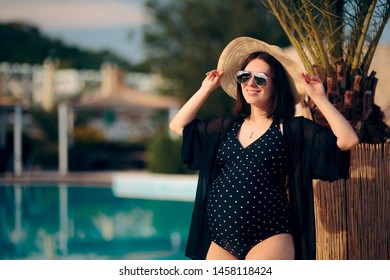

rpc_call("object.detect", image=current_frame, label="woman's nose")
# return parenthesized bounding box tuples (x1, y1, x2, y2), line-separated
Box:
(246, 74, 256, 86)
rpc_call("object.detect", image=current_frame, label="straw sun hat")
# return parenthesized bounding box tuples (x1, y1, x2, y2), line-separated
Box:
(217, 36, 306, 104)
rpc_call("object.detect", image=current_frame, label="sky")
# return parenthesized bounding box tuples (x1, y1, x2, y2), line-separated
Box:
(1, 0, 390, 64)
(0, 0, 151, 63)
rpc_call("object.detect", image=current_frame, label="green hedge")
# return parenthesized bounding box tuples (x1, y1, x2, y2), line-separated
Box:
(146, 131, 191, 174)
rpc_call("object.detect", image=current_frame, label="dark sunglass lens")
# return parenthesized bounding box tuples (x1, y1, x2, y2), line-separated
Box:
(236, 72, 251, 84)
(254, 75, 267, 87)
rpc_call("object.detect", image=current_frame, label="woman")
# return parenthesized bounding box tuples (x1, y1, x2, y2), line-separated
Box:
(169, 37, 359, 260)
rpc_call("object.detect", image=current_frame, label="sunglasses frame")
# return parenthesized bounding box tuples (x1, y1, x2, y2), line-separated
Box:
(236, 71, 272, 87)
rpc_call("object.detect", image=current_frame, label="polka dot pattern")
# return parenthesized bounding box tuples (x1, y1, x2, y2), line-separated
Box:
(206, 119, 291, 259)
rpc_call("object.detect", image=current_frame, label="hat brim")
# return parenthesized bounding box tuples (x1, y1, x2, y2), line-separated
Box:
(217, 37, 306, 104)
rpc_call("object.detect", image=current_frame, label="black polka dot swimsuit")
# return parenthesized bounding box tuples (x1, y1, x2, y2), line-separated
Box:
(206, 119, 291, 259)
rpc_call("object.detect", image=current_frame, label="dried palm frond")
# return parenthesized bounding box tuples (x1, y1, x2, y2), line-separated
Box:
(263, 0, 390, 143)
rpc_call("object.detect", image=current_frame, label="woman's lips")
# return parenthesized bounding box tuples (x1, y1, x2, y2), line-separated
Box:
(244, 88, 260, 96)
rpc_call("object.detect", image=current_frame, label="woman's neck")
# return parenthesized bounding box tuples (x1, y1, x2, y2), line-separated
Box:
(248, 106, 271, 123)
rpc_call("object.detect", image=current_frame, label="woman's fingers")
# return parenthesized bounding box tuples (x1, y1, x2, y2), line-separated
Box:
(206, 70, 224, 77)
(301, 72, 321, 84)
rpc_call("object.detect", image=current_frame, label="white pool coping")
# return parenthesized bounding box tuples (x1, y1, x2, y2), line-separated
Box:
(112, 173, 198, 202)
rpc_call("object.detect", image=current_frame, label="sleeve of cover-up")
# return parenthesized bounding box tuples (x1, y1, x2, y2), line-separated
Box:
(309, 125, 351, 181)
(181, 119, 207, 170)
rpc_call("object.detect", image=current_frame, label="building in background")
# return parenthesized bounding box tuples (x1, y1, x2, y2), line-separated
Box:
(0, 59, 181, 172)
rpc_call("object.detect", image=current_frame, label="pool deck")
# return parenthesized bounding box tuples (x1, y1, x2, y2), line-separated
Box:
(0, 170, 199, 187)
(0, 171, 116, 186)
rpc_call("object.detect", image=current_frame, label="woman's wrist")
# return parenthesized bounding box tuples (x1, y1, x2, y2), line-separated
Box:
(309, 94, 329, 107)
(197, 86, 214, 98)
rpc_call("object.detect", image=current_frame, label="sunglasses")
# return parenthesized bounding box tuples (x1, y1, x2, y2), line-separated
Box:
(236, 71, 272, 87)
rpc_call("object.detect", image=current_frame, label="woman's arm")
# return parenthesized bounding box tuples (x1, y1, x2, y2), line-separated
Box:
(169, 70, 224, 136)
(301, 73, 359, 151)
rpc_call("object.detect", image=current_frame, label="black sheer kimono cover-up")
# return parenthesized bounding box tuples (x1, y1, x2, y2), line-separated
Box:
(181, 114, 350, 260)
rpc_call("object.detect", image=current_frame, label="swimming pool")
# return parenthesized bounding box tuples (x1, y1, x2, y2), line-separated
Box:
(0, 184, 194, 260)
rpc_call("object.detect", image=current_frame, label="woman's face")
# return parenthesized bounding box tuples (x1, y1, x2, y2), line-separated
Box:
(241, 58, 273, 109)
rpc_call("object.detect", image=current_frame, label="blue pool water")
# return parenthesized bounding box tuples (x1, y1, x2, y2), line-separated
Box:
(0, 184, 193, 260)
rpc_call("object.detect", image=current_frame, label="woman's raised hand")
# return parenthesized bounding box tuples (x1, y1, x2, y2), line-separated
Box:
(201, 70, 224, 93)
(300, 73, 359, 150)
(301, 72, 326, 101)
(169, 70, 224, 136)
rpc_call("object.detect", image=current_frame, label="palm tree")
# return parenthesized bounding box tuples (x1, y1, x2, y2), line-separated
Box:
(263, 0, 390, 143)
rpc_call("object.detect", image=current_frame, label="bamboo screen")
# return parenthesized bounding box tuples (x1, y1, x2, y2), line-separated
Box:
(314, 143, 389, 259)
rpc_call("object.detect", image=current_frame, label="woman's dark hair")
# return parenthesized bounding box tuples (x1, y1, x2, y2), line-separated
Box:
(233, 51, 296, 121)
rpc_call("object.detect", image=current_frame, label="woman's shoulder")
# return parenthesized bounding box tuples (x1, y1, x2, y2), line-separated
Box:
(209, 113, 242, 122)
(284, 116, 315, 125)
(283, 116, 337, 146)
(204, 114, 242, 129)
(194, 114, 242, 139)
(283, 116, 322, 130)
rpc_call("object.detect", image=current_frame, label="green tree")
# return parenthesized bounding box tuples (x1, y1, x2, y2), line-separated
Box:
(263, 0, 390, 143)
(0, 22, 136, 70)
(142, 0, 290, 118)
